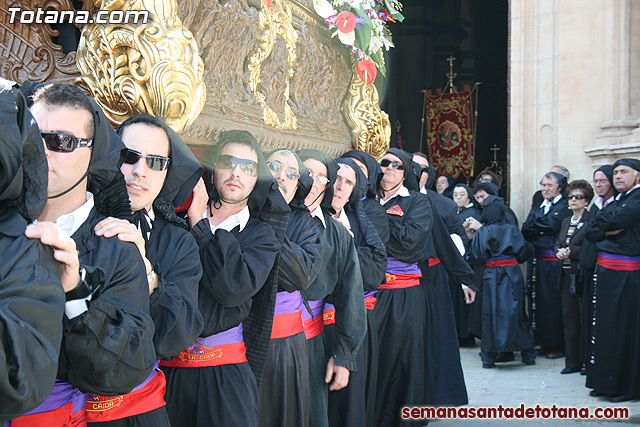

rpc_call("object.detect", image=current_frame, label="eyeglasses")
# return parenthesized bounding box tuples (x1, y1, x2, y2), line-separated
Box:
(567, 194, 585, 200)
(380, 159, 404, 170)
(309, 172, 329, 185)
(478, 177, 491, 183)
(267, 160, 301, 180)
(41, 132, 93, 152)
(215, 154, 258, 177)
(123, 148, 171, 171)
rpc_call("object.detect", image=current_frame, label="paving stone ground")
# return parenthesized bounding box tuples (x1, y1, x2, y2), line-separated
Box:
(427, 344, 640, 426)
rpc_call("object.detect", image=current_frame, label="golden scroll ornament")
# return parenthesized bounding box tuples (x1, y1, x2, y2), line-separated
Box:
(75, 0, 206, 132)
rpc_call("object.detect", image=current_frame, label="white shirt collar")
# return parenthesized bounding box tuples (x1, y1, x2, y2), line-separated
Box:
(55, 192, 94, 237)
(419, 187, 427, 195)
(539, 193, 563, 213)
(209, 206, 250, 233)
(616, 183, 640, 200)
(595, 195, 615, 209)
(380, 185, 410, 205)
(337, 208, 351, 229)
(310, 206, 326, 228)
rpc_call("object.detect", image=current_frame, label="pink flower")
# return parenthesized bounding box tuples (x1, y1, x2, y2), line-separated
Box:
(336, 11, 357, 33)
(356, 59, 377, 84)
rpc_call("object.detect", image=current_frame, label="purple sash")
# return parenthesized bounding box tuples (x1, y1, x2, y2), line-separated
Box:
(22, 379, 86, 415)
(130, 360, 160, 393)
(386, 257, 421, 275)
(302, 299, 325, 321)
(274, 291, 303, 316)
(197, 323, 244, 347)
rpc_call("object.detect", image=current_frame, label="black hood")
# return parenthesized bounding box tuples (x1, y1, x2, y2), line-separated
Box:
(335, 157, 367, 205)
(480, 195, 507, 225)
(19, 81, 131, 219)
(386, 148, 419, 192)
(116, 115, 203, 226)
(341, 149, 383, 200)
(265, 148, 313, 212)
(474, 181, 500, 196)
(297, 149, 338, 215)
(454, 183, 474, 204)
(549, 171, 568, 193)
(0, 78, 48, 220)
(593, 164, 618, 198)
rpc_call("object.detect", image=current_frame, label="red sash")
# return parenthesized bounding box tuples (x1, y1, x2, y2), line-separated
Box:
(428, 257, 441, 267)
(485, 258, 518, 267)
(160, 341, 247, 368)
(597, 253, 640, 272)
(85, 370, 166, 422)
(534, 247, 557, 261)
(364, 295, 377, 310)
(323, 308, 336, 326)
(379, 272, 421, 289)
(303, 316, 324, 340)
(271, 311, 304, 339)
(10, 403, 86, 427)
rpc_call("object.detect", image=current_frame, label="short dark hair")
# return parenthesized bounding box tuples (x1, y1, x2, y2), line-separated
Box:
(473, 168, 501, 187)
(31, 83, 95, 138)
(566, 179, 594, 203)
(117, 113, 172, 156)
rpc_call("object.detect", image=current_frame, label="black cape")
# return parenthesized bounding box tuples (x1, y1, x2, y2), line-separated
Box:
(0, 79, 66, 422)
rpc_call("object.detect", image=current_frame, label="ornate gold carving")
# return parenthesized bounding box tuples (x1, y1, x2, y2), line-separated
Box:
(76, 0, 206, 132)
(246, 0, 298, 130)
(343, 72, 390, 160)
(0, 1, 80, 83)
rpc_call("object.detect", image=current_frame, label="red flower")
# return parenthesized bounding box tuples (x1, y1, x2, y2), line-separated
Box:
(263, 0, 272, 8)
(378, 8, 394, 22)
(356, 59, 377, 84)
(336, 11, 357, 33)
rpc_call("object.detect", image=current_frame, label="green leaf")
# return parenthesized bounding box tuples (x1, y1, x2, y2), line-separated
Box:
(355, 21, 372, 52)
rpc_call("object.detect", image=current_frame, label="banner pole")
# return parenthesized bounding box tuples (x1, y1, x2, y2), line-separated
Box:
(419, 89, 427, 154)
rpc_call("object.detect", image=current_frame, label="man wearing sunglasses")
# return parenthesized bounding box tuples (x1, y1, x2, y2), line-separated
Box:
(257, 149, 322, 427)
(585, 158, 640, 403)
(296, 149, 365, 427)
(17, 82, 156, 425)
(83, 114, 204, 426)
(522, 172, 571, 360)
(162, 130, 284, 427)
(369, 148, 433, 426)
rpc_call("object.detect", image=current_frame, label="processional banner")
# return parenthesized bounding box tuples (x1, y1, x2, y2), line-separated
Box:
(426, 91, 474, 178)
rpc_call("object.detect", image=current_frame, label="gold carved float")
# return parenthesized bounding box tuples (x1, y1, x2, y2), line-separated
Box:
(1, 0, 390, 158)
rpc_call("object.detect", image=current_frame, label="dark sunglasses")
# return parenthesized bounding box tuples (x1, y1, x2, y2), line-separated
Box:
(123, 148, 171, 171)
(216, 154, 258, 177)
(478, 177, 492, 183)
(267, 160, 301, 180)
(42, 132, 93, 152)
(567, 194, 585, 200)
(380, 159, 404, 170)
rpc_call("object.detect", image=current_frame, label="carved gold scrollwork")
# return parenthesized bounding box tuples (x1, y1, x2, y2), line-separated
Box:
(246, 0, 298, 130)
(343, 72, 390, 160)
(76, 0, 206, 132)
(0, 1, 80, 83)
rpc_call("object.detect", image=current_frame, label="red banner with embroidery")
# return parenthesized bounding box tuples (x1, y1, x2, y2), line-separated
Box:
(426, 91, 475, 178)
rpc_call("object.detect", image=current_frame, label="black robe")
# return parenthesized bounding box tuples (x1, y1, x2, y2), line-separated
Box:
(420, 211, 471, 407)
(259, 209, 322, 427)
(61, 208, 157, 396)
(369, 192, 432, 427)
(469, 224, 534, 353)
(522, 197, 570, 347)
(326, 203, 386, 427)
(0, 211, 66, 423)
(362, 198, 390, 245)
(305, 211, 365, 427)
(146, 215, 203, 360)
(163, 215, 280, 427)
(584, 187, 640, 398)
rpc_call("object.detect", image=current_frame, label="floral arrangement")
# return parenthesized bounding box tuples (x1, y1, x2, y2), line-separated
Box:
(313, 0, 404, 84)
